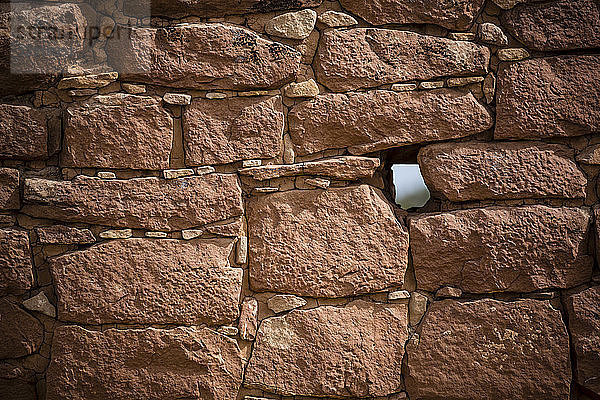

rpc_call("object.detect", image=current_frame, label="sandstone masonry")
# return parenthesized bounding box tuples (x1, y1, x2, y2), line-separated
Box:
(1, 0, 598, 398)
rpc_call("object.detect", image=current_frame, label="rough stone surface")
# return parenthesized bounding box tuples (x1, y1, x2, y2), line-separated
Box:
(565, 286, 600, 395)
(496, 56, 600, 139)
(184, 96, 284, 165)
(23, 175, 243, 231)
(478, 22, 508, 45)
(0, 229, 33, 296)
(58, 73, 119, 90)
(289, 89, 493, 156)
(0, 105, 47, 160)
(483, 72, 496, 103)
(493, 0, 538, 9)
(339, 0, 485, 30)
(318, 11, 357, 27)
(239, 156, 380, 180)
(405, 299, 571, 399)
(284, 79, 320, 98)
(265, 9, 317, 40)
(502, 0, 600, 51)
(410, 206, 593, 293)
(99, 229, 132, 239)
(578, 145, 600, 164)
(418, 141, 587, 201)
(46, 326, 244, 400)
(63, 94, 173, 169)
(267, 294, 307, 313)
(409, 292, 428, 326)
(22, 291, 56, 318)
(50, 238, 242, 325)
(134, 0, 322, 17)
(162, 93, 192, 105)
(497, 48, 530, 61)
(0, 168, 19, 210)
(248, 185, 408, 297)
(0, 363, 36, 400)
(107, 24, 301, 90)
(238, 297, 259, 340)
(315, 29, 489, 91)
(0, 298, 43, 359)
(245, 300, 408, 397)
(0, 3, 86, 95)
(436, 286, 462, 298)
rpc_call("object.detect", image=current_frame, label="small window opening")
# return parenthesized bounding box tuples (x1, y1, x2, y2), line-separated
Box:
(391, 164, 430, 210)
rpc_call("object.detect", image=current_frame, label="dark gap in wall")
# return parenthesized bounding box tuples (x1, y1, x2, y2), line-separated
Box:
(381, 145, 438, 213)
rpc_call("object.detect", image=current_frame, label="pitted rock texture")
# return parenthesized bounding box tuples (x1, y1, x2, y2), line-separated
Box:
(245, 300, 408, 397)
(132, 0, 322, 17)
(289, 89, 493, 156)
(418, 141, 587, 201)
(493, 0, 543, 9)
(184, 96, 283, 165)
(239, 156, 380, 180)
(0, 168, 19, 210)
(248, 185, 408, 297)
(62, 94, 173, 169)
(0, 298, 43, 359)
(46, 326, 244, 400)
(496, 55, 600, 139)
(0, 229, 33, 296)
(35, 225, 95, 245)
(405, 299, 571, 399)
(0, 3, 86, 95)
(565, 286, 600, 395)
(410, 206, 593, 293)
(50, 238, 241, 325)
(107, 24, 301, 90)
(502, 0, 600, 51)
(315, 29, 489, 91)
(265, 9, 317, 40)
(0, 104, 47, 160)
(339, 0, 485, 30)
(23, 175, 243, 231)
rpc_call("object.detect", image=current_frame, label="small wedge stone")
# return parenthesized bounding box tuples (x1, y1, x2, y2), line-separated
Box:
(267, 294, 307, 313)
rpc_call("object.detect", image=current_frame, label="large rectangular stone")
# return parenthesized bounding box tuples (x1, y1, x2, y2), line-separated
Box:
(0, 104, 47, 159)
(107, 23, 301, 90)
(289, 89, 493, 156)
(129, 0, 322, 17)
(184, 96, 283, 165)
(418, 141, 586, 201)
(315, 29, 489, 91)
(340, 0, 485, 30)
(405, 299, 571, 399)
(502, 0, 600, 51)
(245, 300, 408, 398)
(50, 238, 241, 325)
(23, 175, 243, 231)
(0, 168, 19, 210)
(410, 206, 593, 293)
(0, 229, 33, 296)
(46, 326, 244, 400)
(63, 94, 173, 169)
(248, 185, 408, 297)
(496, 55, 600, 139)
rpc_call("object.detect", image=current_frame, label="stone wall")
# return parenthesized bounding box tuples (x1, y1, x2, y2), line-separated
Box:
(1, 0, 599, 399)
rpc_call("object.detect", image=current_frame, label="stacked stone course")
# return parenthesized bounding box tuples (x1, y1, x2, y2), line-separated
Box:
(0, 0, 599, 399)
